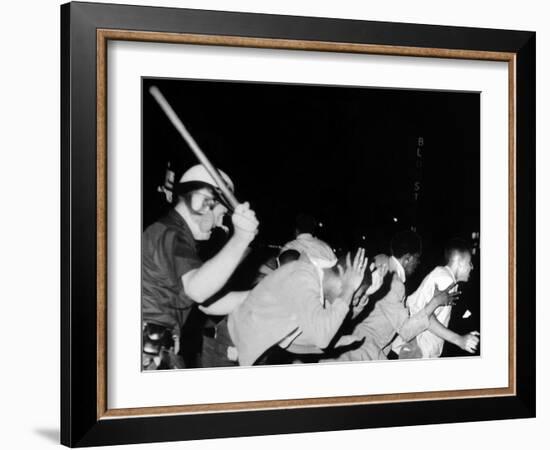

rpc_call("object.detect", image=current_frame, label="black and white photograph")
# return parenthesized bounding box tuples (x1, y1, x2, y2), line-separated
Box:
(141, 77, 481, 371)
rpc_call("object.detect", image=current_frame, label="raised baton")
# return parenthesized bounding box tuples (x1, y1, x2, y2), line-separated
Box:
(149, 86, 239, 210)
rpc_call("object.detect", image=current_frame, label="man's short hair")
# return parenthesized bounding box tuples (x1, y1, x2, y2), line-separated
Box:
(390, 230, 422, 258)
(444, 238, 472, 263)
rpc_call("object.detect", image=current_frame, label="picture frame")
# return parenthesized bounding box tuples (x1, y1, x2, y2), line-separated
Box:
(60, 1, 536, 447)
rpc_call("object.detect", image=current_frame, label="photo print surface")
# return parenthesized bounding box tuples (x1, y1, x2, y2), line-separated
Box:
(141, 77, 480, 371)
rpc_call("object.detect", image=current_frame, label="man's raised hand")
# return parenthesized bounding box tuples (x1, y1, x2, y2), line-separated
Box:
(432, 282, 461, 307)
(341, 248, 368, 293)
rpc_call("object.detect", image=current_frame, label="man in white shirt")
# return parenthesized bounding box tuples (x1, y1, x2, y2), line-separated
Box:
(395, 238, 480, 359)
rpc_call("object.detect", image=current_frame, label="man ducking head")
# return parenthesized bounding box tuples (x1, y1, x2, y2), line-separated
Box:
(227, 238, 375, 366)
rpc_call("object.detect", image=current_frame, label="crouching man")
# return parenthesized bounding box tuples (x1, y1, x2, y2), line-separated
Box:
(222, 240, 369, 366)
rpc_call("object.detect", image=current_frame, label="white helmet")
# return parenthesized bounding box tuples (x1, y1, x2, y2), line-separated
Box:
(178, 164, 234, 192)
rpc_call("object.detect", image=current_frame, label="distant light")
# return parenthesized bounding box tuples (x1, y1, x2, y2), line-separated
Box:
(393, 217, 398, 223)
(319, 222, 324, 228)
(472, 232, 476, 239)
(362, 235, 366, 240)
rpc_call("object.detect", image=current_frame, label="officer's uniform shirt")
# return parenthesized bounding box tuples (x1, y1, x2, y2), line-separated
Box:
(142, 209, 202, 329)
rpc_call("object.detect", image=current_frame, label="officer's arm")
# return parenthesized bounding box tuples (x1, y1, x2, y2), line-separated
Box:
(198, 291, 249, 315)
(183, 203, 258, 303)
(182, 237, 250, 303)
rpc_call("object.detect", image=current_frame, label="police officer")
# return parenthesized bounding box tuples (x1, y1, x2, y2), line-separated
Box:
(142, 164, 259, 369)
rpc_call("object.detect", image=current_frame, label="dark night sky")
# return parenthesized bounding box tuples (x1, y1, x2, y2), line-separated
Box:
(142, 78, 479, 262)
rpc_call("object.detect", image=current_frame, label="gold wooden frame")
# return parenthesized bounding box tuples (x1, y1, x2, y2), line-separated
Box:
(96, 29, 516, 420)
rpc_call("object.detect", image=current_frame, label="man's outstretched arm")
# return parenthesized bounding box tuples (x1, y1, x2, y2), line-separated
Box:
(398, 283, 460, 342)
(198, 291, 249, 316)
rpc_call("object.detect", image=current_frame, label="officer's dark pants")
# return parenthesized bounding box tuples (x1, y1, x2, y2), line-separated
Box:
(201, 317, 238, 368)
